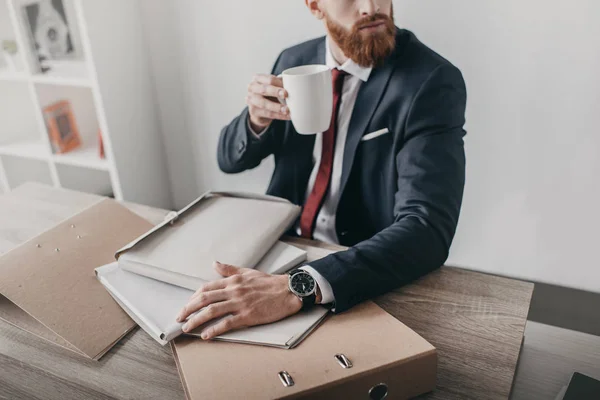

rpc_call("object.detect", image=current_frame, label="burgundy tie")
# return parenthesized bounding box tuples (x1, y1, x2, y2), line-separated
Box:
(300, 68, 347, 239)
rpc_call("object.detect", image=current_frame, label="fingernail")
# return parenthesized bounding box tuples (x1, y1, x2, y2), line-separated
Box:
(281, 106, 288, 114)
(278, 90, 285, 98)
(201, 332, 208, 340)
(182, 323, 189, 332)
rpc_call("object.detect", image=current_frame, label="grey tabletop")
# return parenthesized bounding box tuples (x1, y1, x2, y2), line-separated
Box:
(0, 183, 534, 400)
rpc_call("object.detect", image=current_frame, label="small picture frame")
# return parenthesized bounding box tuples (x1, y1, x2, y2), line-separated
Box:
(43, 100, 81, 154)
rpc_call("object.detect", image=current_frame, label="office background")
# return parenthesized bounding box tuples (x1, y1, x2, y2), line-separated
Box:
(0, 1, 598, 398)
(141, 0, 600, 296)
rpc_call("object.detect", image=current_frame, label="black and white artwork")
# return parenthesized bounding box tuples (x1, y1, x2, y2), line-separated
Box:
(22, 0, 75, 72)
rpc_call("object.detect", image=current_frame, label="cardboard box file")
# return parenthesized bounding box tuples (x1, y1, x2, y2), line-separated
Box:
(171, 301, 437, 400)
(0, 198, 153, 359)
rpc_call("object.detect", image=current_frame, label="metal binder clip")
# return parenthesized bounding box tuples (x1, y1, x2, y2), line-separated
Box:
(334, 353, 353, 369)
(278, 371, 294, 387)
(165, 211, 179, 225)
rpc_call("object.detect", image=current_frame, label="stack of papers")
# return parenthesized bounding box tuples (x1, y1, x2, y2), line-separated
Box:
(95, 191, 330, 349)
(96, 241, 328, 348)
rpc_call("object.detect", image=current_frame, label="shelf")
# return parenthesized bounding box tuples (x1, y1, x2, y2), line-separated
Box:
(1, 155, 54, 189)
(55, 163, 113, 197)
(31, 61, 91, 88)
(0, 71, 89, 87)
(52, 143, 108, 171)
(0, 140, 50, 161)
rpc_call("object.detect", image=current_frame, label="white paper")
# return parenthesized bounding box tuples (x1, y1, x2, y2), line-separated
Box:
(254, 241, 307, 275)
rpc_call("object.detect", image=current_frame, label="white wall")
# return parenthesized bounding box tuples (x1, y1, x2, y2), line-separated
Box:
(154, 0, 600, 293)
(139, 0, 199, 209)
(395, 0, 600, 293)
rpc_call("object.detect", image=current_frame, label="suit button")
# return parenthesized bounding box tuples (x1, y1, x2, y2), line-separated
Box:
(340, 230, 348, 237)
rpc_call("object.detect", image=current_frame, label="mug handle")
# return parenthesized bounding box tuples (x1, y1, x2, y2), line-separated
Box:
(276, 74, 286, 106)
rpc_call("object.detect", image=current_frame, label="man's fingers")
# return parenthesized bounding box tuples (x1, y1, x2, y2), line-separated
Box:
(248, 81, 287, 99)
(181, 301, 236, 333)
(246, 93, 288, 115)
(247, 104, 290, 122)
(248, 105, 291, 122)
(214, 261, 245, 277)
(191, 279, 228, 297)
(247, 74, 290, 123)
(200, 314, 245, 340)
(176, 289, 229, 322)
(253, 74, 284, 88)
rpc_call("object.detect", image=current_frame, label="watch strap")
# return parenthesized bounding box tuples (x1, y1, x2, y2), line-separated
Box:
(300, 292, 316, 311)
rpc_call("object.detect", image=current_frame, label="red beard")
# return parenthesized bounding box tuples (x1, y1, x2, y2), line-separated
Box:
(326, 12, 396, 68)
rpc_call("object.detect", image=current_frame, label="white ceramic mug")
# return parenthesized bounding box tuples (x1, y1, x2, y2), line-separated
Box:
(280, 65, 332, 135)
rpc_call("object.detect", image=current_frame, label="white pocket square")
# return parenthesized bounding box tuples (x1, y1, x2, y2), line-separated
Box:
(361, 128, 389, 142)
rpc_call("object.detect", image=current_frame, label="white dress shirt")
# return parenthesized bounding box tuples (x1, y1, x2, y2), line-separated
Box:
(249, 38, 372, 306)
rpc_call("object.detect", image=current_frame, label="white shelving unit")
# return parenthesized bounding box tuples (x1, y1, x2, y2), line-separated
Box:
(0, 0, 172, 208)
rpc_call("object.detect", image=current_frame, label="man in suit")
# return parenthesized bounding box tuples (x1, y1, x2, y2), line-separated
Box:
(177, 0, 466, 340)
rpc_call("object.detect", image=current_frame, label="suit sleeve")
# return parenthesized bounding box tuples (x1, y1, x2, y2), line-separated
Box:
(217, 53, 286, 174)
(309, 64, 467, 313)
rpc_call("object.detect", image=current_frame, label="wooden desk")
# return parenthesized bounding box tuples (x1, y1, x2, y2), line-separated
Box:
(0, 183, 534, 400)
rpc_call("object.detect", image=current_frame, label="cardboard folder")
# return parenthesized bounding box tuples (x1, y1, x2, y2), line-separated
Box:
(0, 198, 153, 360)
(171, 301, 437, 400)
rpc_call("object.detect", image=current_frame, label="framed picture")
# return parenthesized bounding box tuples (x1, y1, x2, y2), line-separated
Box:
(43, 100, 81, 154)
(21, 0, 76, 73)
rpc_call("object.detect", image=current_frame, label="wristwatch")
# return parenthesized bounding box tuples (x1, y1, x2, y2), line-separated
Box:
(288, 269, 317, 311)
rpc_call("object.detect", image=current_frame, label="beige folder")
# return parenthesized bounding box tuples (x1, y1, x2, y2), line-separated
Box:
(0, 198, 153, 360)
(171, 301, 437, 400)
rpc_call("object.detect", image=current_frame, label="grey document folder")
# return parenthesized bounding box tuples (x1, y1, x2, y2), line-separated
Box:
(115, 192, 302, 289)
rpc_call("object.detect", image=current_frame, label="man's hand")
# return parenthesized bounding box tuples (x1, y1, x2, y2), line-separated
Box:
(246, 74, 290, 132)
(176, 261, 302, 340)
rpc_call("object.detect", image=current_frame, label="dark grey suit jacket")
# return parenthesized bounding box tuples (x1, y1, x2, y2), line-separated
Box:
(217, 28, 467, 313)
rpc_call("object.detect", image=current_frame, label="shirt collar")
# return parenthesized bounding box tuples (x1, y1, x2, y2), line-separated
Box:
(325, 37, 372, 82)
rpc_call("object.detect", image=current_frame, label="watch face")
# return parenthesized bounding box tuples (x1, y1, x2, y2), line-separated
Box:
(290, 272, 315, 296)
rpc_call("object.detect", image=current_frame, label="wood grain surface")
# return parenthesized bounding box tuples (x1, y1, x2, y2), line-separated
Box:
(0, 183, 534, 400)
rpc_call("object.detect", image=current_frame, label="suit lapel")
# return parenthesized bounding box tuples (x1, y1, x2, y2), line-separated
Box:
(339, 60, 396, 198)
(312, 38, 326, 65)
